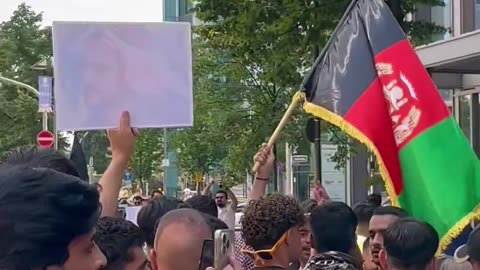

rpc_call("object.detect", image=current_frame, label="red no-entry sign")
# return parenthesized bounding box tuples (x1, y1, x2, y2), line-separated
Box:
(37, 130, 54, 148)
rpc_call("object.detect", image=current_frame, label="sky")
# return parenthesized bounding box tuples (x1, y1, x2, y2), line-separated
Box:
(0, 0, 164, 25)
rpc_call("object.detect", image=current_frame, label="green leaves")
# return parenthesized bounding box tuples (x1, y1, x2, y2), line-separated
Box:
(0, 3, 52, 152)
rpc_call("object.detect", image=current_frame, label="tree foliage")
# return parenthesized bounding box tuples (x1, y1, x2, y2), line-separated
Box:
(79, 131, 111, 173)
(131, 129, 164, 182)
(0, 3, 52, 152)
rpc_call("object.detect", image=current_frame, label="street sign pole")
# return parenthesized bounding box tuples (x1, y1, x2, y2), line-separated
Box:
(306, 118, 323, 184)
(42, 112, 48, 131)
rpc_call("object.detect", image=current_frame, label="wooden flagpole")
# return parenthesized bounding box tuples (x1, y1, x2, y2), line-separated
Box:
(252, 92, 304, 173)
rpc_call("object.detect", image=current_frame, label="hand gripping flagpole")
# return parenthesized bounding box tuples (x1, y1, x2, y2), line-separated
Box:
(252, 92, 305, 173)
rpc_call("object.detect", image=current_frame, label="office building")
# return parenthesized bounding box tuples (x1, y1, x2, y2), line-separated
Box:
(416, 0, 480, 155)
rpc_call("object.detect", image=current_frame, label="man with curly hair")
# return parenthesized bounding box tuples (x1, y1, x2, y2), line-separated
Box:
(241, 194, 305, 269)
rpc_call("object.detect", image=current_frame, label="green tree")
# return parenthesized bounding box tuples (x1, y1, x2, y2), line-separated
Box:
(131, 129, 164, 184)
(80, 131, 111, 173)
(171, 42, 236, 183)
(0, 3, 52, 151)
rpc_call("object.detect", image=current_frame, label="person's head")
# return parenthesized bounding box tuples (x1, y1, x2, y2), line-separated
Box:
(186, 195, 218, 217)
(367, 194, 382, 207)
(137, 196, 187, 248)
(95, 217, 148, 270)
(379, 218, 438, 270)
(369, 206, 408, 266)
(215, 190, 228, 208)
(241, 194, 305, 267)
(454, 225, 480, 270)
(0, 145, 81, 177)
(354, 202, 378, 236)
(299, 200, 316, 266)
(151, 190, 163, 198)
(438, 256, 472, 270)
(133, 196, 143, 206)
(363, 238, 377, 270)
(301, 199, 318, 214)
(310, 201, 358, 255)
(0, 166, 106, 270)
(150, 208, 212, 270)
(202, 213, 228, 238)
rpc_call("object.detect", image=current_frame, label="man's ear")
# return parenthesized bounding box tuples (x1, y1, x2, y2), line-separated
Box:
(149, 249, 158, 270)
(379, 249, 388, 270)
(285, 229, 293, 245)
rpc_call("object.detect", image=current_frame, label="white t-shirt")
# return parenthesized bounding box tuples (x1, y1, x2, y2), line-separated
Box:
(218, 205, 235, 230)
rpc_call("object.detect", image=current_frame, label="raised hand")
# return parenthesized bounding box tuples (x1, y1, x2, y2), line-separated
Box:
(253, 143, 275, 180)
(107, 111, 140, 165)
(313, 180, 330, 205)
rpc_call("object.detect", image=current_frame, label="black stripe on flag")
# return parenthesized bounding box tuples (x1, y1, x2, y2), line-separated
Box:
(302, 0, 405, 117)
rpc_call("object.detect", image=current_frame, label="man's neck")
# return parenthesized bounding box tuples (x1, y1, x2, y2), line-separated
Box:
(256, 260, 289, 269)
(300, 258, 309, 269)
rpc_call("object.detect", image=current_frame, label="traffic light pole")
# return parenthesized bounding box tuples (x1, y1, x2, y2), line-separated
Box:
(313, 118, 322, 183)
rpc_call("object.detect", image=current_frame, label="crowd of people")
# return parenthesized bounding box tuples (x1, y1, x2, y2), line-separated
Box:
(0, 111, 479, 270)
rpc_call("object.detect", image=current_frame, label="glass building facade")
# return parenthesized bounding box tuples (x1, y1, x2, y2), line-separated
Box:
(163, 0, 194, 23)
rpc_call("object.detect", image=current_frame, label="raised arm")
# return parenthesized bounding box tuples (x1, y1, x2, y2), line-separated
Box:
(99, 111, 139, 217)
(248, 144, 275, 201)
(202, 179, 215, 196)
(224, 186, 238, 210)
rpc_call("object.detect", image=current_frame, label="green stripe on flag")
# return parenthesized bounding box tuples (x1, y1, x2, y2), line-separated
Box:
(398, 117, 480, 248)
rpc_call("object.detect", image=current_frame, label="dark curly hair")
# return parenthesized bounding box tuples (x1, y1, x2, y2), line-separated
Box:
(95, 217, 146, 270)
(241, 194, 305, 250)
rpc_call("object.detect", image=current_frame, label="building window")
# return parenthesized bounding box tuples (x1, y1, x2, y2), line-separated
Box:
(431, 0, 452, 41)
(476, 0, 480, 29)
(164, 0, 177, 22)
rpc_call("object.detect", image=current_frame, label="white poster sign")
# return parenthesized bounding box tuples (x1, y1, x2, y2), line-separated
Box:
(321, 144, 347, 202)
(52, 21, 193, 131)
(125, 206, 142, 225)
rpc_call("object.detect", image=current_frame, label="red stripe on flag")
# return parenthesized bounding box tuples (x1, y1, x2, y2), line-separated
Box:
(344, 78, 404, 195)
(375, 39, 451, 149)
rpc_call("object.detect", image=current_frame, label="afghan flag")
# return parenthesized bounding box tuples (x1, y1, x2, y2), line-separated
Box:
(301, 0, 480, 252)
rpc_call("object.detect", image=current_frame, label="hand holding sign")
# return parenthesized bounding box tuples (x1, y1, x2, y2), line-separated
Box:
(108, 111, 139, 165)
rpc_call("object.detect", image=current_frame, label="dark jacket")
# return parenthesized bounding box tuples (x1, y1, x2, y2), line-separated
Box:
(304, 251, 361, 270)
